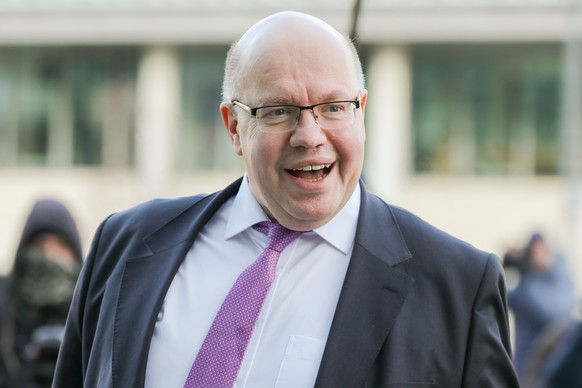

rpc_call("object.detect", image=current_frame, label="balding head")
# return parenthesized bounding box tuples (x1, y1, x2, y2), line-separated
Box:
(219, 11, 368, 230)
(222, 11, 365, 102)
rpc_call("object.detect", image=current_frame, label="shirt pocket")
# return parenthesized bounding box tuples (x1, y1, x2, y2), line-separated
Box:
(275, 335, 326, 388)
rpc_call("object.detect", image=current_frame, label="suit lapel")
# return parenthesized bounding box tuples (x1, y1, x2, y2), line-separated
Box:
(113, 243, 192, 387)
(112, 179, 242, 387)
(315, 185, 414, 388)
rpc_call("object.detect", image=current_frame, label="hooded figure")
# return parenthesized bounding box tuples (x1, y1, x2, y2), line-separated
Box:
(507, 233, 576, 384)
(0, 199, 83, 388)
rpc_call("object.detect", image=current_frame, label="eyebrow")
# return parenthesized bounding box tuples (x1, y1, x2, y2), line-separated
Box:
(258, 92, 356, 106)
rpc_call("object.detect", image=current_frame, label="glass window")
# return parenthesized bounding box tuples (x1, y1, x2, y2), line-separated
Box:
(0, 45, 244, 172)
(180, 46, 242, 172)
(0, 47, 139, 167)
(411, 44, 561, 176)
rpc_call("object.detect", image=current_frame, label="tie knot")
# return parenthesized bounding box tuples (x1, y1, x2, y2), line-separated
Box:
(253, 221, 302, 253)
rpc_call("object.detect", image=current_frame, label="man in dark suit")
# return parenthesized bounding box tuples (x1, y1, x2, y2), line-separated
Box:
(53, 11, 519, 388)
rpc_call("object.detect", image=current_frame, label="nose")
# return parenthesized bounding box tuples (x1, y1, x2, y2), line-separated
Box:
(296, 107, 318, 125)
(289, 108, 327, 149)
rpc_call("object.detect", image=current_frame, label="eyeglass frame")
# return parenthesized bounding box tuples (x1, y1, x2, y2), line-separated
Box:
(231, 97, 361, 131)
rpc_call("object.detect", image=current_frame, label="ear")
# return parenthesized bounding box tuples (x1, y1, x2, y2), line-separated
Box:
(220, 102, 243, 156)
(359, 89, 368, 115)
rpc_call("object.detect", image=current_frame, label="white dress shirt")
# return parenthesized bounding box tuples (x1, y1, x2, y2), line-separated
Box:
(145, 177, 360, 388)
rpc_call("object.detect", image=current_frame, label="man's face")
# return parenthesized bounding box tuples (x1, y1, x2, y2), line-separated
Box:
(222, 24, 367, 231)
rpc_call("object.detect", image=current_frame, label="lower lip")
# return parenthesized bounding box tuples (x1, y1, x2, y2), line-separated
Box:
(286, 168, 332, 190)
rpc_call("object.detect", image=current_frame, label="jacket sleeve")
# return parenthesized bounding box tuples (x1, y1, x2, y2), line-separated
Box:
(461, 254, 520, 387)
(52, 218, 108, 388)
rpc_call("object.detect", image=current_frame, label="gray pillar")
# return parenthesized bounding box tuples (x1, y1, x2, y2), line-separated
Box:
(0, 66, 20, 165)
(561, 2, 582, 290)
(136, 46, 181, 199)
(365, 45, 412, 203)
(47, 79, 74, 166)
(102, 78, 134, 168)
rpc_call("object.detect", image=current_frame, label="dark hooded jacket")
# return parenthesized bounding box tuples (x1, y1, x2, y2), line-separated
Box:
(0, 199, 83, 388)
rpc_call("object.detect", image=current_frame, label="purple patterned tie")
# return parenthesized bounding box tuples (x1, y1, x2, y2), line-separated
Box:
(183, 221, 302, 388)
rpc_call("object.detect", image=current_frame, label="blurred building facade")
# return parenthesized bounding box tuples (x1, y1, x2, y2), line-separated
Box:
(0, 0, 581, 292)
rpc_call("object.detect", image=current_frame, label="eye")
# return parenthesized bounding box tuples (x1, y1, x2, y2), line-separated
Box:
(257, 106, 296, 125)
(258, 106, 295, 118)
(320, 102, 348, 115)
(264, 107, 292, 118)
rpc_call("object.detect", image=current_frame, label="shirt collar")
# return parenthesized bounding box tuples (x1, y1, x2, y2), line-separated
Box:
(225, 175, 361, 254)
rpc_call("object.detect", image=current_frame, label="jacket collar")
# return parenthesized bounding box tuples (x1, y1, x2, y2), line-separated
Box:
(314, 183, 414, 388)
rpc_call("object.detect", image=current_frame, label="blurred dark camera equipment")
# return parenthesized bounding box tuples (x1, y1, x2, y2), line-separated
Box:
(25, 325, 65, 388)
(503, 248, 527, 274)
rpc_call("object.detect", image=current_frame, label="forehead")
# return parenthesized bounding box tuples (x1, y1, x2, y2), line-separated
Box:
(249, 61, 356, 104)
(237, 20, 358, 104)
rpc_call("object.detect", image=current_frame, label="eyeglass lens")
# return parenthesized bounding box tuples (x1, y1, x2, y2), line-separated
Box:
(256, 102, 356, 131)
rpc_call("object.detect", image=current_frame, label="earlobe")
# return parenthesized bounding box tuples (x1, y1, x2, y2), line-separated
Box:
(231, 133, 242, 155)
(220, 102, 243, 156)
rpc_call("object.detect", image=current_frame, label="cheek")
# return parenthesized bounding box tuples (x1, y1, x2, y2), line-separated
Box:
(240, 131, 279, 172)
(237, 123, 263, 156)
(331, 129, 366, 160)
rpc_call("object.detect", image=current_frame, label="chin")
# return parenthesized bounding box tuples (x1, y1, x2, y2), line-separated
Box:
(291, 205, 338, 225)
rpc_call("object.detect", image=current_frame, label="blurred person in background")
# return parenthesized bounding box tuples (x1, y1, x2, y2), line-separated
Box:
(540, 319, 582, 387)
(504, 232, 576, 385)
(0, 199, 83, 388)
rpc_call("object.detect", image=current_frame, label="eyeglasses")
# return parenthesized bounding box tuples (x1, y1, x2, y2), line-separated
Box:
(232, 98, 360, 132)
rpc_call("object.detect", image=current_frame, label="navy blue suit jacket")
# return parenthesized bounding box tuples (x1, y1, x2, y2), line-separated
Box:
(53, 178, 519, 387)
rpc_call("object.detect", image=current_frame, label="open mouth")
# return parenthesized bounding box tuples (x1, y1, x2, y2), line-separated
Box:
(287, 163, 333, 182)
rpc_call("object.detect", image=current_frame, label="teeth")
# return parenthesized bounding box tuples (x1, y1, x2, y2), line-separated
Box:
(292, 164, 331, 172)
(304, 176, 325, 182)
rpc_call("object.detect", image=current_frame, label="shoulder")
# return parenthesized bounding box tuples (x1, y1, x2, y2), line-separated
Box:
(101, 194, 208, 236)
(88, 179, 242, 254)
(101, 178, 243, 234)
(396, 204, 503, 285)
(365, 194, 500, 280)
(110, 195, 206, 226)
(376, 201, 507, 314)
(84, 193, 210, 265)
(363, 189, 488, 258)
(390, 204, 489, 260)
